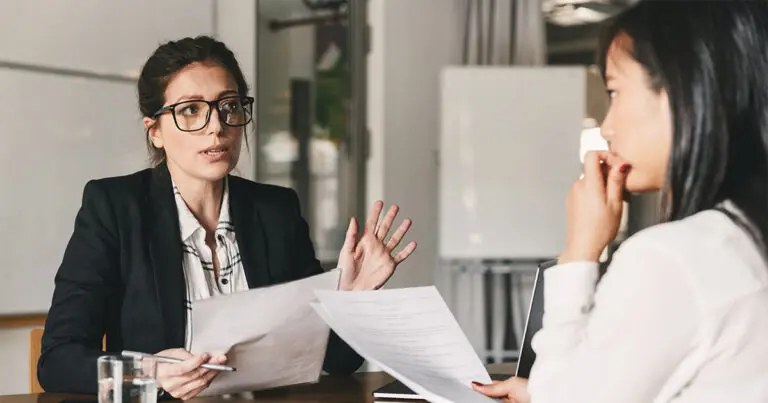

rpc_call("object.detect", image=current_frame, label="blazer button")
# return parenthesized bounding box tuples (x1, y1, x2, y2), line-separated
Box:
(221, 278, 229, 285)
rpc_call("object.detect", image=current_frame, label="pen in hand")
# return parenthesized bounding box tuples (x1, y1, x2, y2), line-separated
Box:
(122, 350, 237, 372)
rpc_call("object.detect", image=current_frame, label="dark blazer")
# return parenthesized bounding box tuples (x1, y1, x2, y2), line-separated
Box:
(38, 163, 363, 394)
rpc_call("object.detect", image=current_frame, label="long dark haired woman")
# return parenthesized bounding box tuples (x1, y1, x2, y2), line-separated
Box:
(474, 2, 768, 402)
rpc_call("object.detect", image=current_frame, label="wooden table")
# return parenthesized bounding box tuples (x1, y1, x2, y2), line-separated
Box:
(0, 364, 515, 403)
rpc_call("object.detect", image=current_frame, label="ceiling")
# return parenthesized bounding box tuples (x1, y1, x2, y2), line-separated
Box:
(255, 0, 630, 61)
(544, 0, 634, 58)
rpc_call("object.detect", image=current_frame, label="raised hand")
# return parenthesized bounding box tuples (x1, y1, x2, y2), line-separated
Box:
(337, 201, 417, 291)
(559, 151, 630, 264)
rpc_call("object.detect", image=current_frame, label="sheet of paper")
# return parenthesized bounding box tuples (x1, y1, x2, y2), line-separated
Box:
(312, 286, 498, 403)
(189, 270, 340, 396)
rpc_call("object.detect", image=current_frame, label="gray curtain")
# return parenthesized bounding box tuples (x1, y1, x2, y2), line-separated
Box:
(458, 0, 546, 66)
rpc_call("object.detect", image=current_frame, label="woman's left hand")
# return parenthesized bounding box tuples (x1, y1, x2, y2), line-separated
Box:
(559, 151, 631, 264)
(337, 201, 417, 291)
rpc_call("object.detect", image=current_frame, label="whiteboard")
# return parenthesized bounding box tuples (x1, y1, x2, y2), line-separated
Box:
(438, 67, 586, 260)
(0, 70, 147, 315)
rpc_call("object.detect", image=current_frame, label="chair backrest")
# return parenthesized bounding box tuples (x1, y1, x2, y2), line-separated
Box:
(29, 328, 44, 394)
(29, 329, 106, 393)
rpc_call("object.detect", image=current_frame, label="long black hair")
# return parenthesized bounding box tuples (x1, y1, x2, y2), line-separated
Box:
(598, 1, 768, 254)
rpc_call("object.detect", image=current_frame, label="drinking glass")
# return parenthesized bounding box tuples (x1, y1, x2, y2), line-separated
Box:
(97, 355, 157, 403)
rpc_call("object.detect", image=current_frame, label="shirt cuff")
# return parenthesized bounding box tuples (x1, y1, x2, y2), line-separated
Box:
(543, 261, 600, 320)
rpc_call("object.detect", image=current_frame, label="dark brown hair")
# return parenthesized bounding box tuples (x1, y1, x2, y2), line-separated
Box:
(138, 35, 249, 166)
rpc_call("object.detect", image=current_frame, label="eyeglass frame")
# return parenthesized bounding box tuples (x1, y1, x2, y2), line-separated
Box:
(151, 95, 255, 133)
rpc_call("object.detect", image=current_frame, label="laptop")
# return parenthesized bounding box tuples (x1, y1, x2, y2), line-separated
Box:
(373, 259, 553, 401)
(513, 259, 553, 378)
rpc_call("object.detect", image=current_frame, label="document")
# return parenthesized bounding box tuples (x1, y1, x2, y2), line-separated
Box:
(189, 270, 340, 396)
(312, 286, 499, 403)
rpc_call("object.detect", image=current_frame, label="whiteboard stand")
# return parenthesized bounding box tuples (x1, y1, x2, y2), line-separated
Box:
(438, 257, 545, 365)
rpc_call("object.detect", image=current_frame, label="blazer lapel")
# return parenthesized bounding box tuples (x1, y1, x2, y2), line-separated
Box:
(228, 177, 271, 289)
(147, 164, 187, 348)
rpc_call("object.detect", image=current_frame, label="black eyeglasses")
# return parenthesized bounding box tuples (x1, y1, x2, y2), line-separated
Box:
(152, 96, 254, 133)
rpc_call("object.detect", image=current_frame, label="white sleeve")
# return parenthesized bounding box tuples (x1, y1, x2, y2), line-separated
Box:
(526, 239, 699, 403)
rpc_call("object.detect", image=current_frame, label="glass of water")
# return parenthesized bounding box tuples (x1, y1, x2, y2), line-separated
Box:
(98, 355, 158, 403)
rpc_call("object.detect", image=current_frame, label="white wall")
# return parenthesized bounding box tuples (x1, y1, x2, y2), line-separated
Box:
(367, 0, 463, 289)
(0, 1, 257, 395)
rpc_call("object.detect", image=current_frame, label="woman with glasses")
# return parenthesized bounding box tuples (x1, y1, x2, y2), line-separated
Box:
(472, 2, 768, 402)
(37, 36, 417, 400)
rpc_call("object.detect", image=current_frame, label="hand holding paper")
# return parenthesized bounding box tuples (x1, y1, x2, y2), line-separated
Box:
(312, 286, 498, 403)
(188, 270, 340, 396)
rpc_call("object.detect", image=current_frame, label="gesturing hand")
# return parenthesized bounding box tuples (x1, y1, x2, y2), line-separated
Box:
(154, 348, 227, 400)
(337, 201, 417, 291)
(559, 151, 631, 264)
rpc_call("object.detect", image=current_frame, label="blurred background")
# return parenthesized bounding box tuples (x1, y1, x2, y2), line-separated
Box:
(0, 0, 660, 394)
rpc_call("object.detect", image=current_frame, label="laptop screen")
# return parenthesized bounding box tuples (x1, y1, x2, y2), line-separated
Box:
(514, 259, 557, 378)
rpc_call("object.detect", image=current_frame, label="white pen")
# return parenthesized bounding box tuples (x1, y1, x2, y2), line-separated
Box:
(122, 350, 237, 372)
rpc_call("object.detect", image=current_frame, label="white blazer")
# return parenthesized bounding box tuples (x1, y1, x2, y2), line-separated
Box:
(528, 201, 768, 402)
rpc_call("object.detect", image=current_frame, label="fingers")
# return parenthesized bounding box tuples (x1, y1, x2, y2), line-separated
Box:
(357, 239, 416, 289)
(375, 205, 400, 240)
(175, 369, 212, 400)
(393, 241, 417, 264)
(385, 218, 412, 252)
(178, 355, 226, 400)
(180, 372, 216, 400)
(582, 150, 630, 195)
(157, 353, 208, 395)
(157, 348, 193, 360)
(588, 150, 630, 208)
(342, 217, 358, 253)
(582, 151, 607, 192)
(345, 202, 417, 291)
(180, 386, 206, 401)
(181, 355, 227, 400)
(162, 354, 226, 399)
(171, 353, 210, 376)
(472, 377, 530, 400)
(364, 200, 384, 235)
(593, 150, 625, 168)
(606, 161, 631, 210)
(208, 354, 227, 366)
(161, 366, 209, 397)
